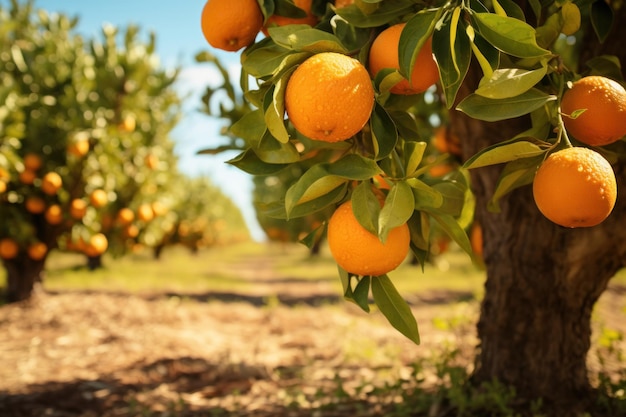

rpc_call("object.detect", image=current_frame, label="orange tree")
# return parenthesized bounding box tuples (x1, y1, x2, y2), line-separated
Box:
(0, 2, 182, 297)
(199, 0, 626, 414)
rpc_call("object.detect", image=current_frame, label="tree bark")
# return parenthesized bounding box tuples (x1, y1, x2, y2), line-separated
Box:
(448, 12, 626, 411)
(3, 254, 46, 303)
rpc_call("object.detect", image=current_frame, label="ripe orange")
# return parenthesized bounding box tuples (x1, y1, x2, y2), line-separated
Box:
(137, 203, 154, 222)
(561, 76, 626, 146)
(45, 204, 63, 225)
(327, 200, 411, 276)
(144, 154, 159, 170)
(0, 238, 19, 259)
(151, 201, 167, 217)
(89, 189, 108, 208)
(0, 181, 6, 193)
(369, 23, 439, 95)
(27, 242, 47, 261)
(41, 172, 62, 195)
(285, 52, 374, 142)
(69, 198, 88, 219)
(25, 196, 46, 214)
(532, 147, 617, 228)
(200, 0, 263, 52)
(116, 207, 135, 225)
(432, 126, 462, 157)
(84, 233, 108, 257)
(19, 169, 36, 185)
(119, 114, 136, 133)
(334, 0, 354, 8)
(123, 224, 139, 238)
(263, 0, 318, 35)
(23, 153, 42, 171)
(67, 138, 90, 157)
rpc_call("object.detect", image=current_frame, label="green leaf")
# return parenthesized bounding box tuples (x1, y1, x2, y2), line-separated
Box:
(586, 55, 623, 81)
(269, 25, 348, 53)
(399, 9, 441, 82)
(591, 0, 613, 43)
(285, 154, 381, 214)
(352, 276, 371, 313)
(403, 141, 427, 177)
(408, 211, 430, 253)
(264, 76, 291, 144)
(472, 13, 550, 58)
(229, 109, 266, 142)
(431, 180, 467, 217)
(408, 178, 444, 209)
(370, 103, 398, 160)
(351, 181, 381, 236)
(433, 14, 471, 108)
(379, 181, 415, 241)
(464, 139, 546, 169)
(476, 67, 547, 99)
(456, 88, 557, 122)
(242, 39, 293, 78)
(335, 1, 416, 28)
(372, 275, 420, 344)
(488, 155, 543, 212)
(256, 131, 301, 164)
(429, 212, 473, 258)
(226, 149, 288, 175)
(496, 0, 526, 21)
(261, 183, 348, 219)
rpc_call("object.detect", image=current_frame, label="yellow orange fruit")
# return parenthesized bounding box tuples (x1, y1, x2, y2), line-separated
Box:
(116, 207, 135, 225)
(137, 203, 154, 222)
(89, 189, 108, 208)
(200, 0, 263, 52)
(45, 204, 63, 225)
(67, 138, 90, 157)
(119, 114, 136, 133)
(0, 238, 19, 259)
(532, 147, 617, 228)
(41, 172, 62, 195)
(27, 242, 47, 261)
(84, 233, 108, 257)
(19, 169, 36, 185)
(561, 76, 626, 146)
(285, 52, 374, 142)
(0, 181, 6, 193)
(432, 126, 462, 157)
(25, 196, 46, 214)
(23, 153, 42, 171)
(369, 23, 439, 95)
(263, 0, 318, 35)
(327, 200, 411, 276)
(123, 224, 139, 238)
(144, 154, 159, 169)
(69, 199, 88, 219)
(151, 201, 167, 217)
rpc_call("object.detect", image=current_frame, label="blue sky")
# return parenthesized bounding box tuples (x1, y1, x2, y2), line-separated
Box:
(27, 0, 265, 240)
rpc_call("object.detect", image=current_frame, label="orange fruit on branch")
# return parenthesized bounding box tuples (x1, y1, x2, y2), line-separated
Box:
(27, 242, 47, 261)
(0, 238, 19, 259)
(263, 0, 318, 36)
(45, 204, 63, 225)
(23, 153, 42, 171)
(25, 196, 46, 214)
(84, 233, 108, 257)
(89, 189, 108, 208)
(327, 200, 411, 276)
(41, 172, 62, 195)
(116, 208, 135, 225)
(69, 199, 88, 219)
(560, 76, 626, 146)
(285, 52, 374, 142)
(532, 147, 617, 228)
(369, 23, 439, 95)
(200, 0, 263, 51)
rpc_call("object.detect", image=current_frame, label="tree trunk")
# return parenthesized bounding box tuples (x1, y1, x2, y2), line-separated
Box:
(86, 255, 103, 271)
(448, 12, 626, 411)
(3, 254, 46, 303)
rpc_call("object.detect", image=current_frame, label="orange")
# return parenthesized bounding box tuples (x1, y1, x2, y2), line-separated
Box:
(532, 147, 617, 228)
(25, 196, 46, 214)
(41, 172, 62, 195)
(23, 153, 42, 171)
(69, 198, 88, 219)
(470, 222, 483, 259)
(285, 52, 374, 142)
(119, 114, 136, 133)
(144, 154, 159, 169)
(561, 76, 626, 146)
(123, 224, 139, 238)
(432, 126, 462, 157)
(373, 174, 391, 190)
(67, 138, 90, 157)
(27, 242, 47, 261)
(368, 23, 439, 95)
(263, 0, 318, 36)
(0, 238, 19, 259)
(19, 169, 36, 185)
(89, 189, 108, 208)
(137, 203, 154, 222)
(45, 204, 63, 225)
(200, 0, 263, 52)
(116, 207, 135, 225)
(327, 200, 411, 276)
(0, 181, 6, 193)
(335, 0, 354, 7)
(151, 201, 167, 217)
(84, 233, 108, 257)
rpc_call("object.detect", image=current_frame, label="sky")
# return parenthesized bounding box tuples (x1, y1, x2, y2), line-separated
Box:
(26, 0, 266, 240)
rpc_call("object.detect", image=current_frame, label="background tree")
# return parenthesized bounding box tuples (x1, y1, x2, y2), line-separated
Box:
(199, 0, 626, 415)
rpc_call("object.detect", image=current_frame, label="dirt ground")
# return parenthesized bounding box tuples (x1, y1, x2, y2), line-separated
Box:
(1, 251, 625, 417)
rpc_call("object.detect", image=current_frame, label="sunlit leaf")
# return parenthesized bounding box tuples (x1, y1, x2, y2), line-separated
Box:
(269, 25, 348, 53)
(488, 155, 543, 212)
(456, 89, 557, 122)
(372, 275, 420, 344)
(226, 149, 288, 175)
(476, 66, 547, 99)
(379, 181, 415, 241)
(472, 13, 550, 58)
(464, 139, 546, 169)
